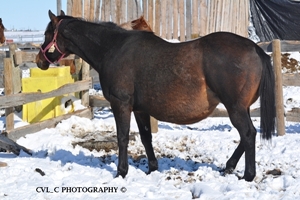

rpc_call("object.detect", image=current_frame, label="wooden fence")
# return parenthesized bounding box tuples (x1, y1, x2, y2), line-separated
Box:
(1, 39, 300, 141)
(0, 45, 93, 141)
(57, 0, 249, 41)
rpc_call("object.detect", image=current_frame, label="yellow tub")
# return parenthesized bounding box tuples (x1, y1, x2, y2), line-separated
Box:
(22, 66, 75, 123)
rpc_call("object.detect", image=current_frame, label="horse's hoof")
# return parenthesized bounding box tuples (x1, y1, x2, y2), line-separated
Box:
(115, 172, 126, 178)
(242, 175, 255, 182)
(220, 167, 234, 176)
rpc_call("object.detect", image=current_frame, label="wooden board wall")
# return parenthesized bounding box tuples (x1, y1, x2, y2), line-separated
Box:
(63, 0, 249, 41)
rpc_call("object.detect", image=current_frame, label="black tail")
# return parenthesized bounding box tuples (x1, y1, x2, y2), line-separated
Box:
(258, 48, 276, 140)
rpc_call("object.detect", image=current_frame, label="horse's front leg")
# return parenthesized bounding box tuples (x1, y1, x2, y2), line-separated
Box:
(111, 102, 132, 178)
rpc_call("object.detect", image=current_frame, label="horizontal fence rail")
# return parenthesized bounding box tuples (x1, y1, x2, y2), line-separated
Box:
(2, 32, 44, 46)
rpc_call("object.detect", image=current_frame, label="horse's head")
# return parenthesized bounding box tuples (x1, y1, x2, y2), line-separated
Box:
(36, 10, 71, 70)
(0, 18, 6, 44)
(131, 16, 152, 32)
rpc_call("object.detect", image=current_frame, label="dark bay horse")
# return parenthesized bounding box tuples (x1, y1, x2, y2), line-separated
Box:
(120, 16, 152, 32)
(0, 18, 6, 44)
(36, 10, 276, 182)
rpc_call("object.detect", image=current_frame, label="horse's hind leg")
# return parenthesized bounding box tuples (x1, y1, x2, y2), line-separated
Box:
(225, 106, 257, 181)
(134, 111, 158, 174)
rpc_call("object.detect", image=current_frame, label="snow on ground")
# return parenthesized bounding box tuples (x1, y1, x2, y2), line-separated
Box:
(0, 86, 300, 199)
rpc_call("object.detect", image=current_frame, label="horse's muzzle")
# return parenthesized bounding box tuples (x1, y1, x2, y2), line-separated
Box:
(35, 51, 50, 70)
(0, 36, 5, 44)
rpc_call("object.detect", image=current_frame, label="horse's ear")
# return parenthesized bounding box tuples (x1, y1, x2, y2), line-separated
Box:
(48, 10, 59, 26)
(0, 18, 2, 23)
(60, 10, 66, 16)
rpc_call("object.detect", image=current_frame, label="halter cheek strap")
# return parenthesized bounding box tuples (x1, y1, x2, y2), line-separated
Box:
(40, 20, 66, 64)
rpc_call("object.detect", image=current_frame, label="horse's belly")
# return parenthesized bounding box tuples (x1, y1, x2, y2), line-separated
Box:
(157, 102, 218, 124)
(146, 90, 220, 125)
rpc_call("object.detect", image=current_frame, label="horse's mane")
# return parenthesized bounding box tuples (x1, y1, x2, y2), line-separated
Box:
(46, 15, 126, 34)
(0, 18, 5, 30)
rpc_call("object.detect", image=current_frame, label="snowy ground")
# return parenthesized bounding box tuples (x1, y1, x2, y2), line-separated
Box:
(0, 85, 300, 199)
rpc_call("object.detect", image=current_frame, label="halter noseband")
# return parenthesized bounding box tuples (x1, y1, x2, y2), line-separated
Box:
(40, 19, 66, 64)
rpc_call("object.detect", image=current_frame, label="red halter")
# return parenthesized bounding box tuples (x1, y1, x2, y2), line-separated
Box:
(40, 20, 66, 64)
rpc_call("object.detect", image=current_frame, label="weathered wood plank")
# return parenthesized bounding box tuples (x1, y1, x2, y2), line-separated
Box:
(142, 0, 148, 18)
(67, 0, 73, 16)
(72, 0, 83, 17)
(0, 79, 92, 109)
(199, 0, 207, 36)
(104, 0, 110, 21)
(161, 0, 167, 38)
(89, 95, 110, 107)
(0, 133, 31, 155)
(95, 0, 101, 21)
(81, 61, 90, 107)
(110, 0, 116, 23)
(166, 0, 173, 40)
(173, 0, 178, 39)
(209, 108, 260, 117)
(155, 0, 161, 35)
(6, 108, 93, 141)
(150, 117, 158, 133)
(258, 40, 300, 52)
(192, 0, 198, 36)
(286, 108, 300, 122)
(4, 58, 14, 131)
(186, 0, 192, 40)
(127, 0, 134, 21)
(148, 0, 154, 29)
(179, 0, 185, 41)
(89, 0, 95, 21)
(283, 73, 300, 86)
(273, 40, 285, 136)
(84, 0, 90, 19)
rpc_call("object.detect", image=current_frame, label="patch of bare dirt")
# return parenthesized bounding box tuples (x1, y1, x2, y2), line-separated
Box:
(281, 53, 300, 73)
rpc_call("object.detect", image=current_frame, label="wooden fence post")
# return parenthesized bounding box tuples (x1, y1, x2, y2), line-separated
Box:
(4, 58, 14, 131)
(67, 0, 73, 16)
(179, 0, 185, 41)
(150, 117, 158, 133)
(173, 0, 178, 40)
(186, 0, 192, 40)
(57, 0, 62, 15)
(272, 39, 285, 136)
(81, 61, 90, 107)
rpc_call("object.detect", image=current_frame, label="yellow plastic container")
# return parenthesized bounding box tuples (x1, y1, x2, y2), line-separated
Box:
(30, 66, 71, 77)
(22, 66, 75, 123)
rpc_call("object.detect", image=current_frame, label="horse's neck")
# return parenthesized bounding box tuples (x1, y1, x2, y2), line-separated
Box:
(63, 21, 126, 67)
